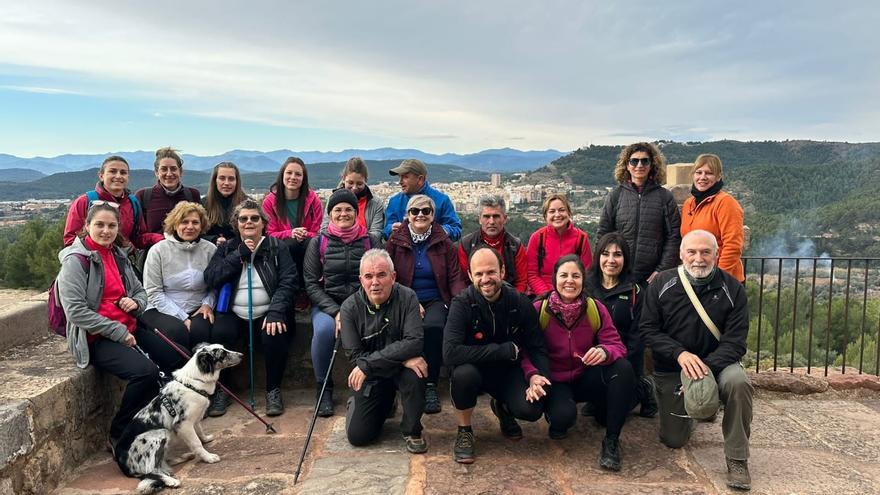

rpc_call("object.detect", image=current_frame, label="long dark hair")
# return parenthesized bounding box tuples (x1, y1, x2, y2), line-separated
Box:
(205, 162, 246, 227)
(272, 157, 310, 226)
(586, 232, 632, 292)
(549, 254, 588, 300)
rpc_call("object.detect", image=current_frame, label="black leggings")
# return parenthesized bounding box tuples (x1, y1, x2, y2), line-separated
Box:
(449, 363, 543, 422)
(543, 359, 635, 437)
(212, 312, 292, 391)
(421, 299, 448, 384)
(282, 237, 309, 290)
(139, 308, 237, 352)
(345, 368, 425, 446)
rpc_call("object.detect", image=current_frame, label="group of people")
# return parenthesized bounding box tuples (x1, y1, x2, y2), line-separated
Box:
(56, 141, 753, 491)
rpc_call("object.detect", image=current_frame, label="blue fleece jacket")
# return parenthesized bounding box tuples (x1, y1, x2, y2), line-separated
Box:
(383, 181, 462, 241)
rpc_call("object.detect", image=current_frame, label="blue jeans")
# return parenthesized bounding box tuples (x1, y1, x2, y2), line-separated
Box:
(311, 307, 337, 384)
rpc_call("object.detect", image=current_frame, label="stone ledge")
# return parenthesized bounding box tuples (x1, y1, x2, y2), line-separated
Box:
(0, 292, 49, 355)
(749, 369, 880, 395)
(0, 337, 123, 495)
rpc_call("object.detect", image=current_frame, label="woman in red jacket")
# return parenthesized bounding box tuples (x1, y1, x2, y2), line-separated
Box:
(526, 193, 592, 295)
(522, 254, 634, 471)
(386, 194, 468, 415)
(680, 154, 745, 282)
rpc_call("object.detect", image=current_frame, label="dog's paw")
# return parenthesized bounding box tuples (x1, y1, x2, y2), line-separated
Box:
(201, 433, 215, 444)
(164, 477, 181, 488)
(168, 452, 196, 465)
(200, 452, 221, 464)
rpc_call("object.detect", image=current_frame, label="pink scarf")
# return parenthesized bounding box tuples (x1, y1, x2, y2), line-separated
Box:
(328, 222, 366, 244)
(548, 290, 584, 328)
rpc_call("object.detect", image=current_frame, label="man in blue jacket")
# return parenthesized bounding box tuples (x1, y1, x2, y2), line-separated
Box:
(384, 159, 462, 241)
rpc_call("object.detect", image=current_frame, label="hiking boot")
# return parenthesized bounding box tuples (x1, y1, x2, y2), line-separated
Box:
(490, 398, 522, 440)
(453, 428, 475, 464)
(726, 457, 752, 491)
(207, 388, 231, 417)
(638, 376, 658, 418)
(403, 434, 428, 454)
(599, 435, 621, 472)
(266, 388, 284, 417)
(316, 382, 334, 417)
(424, 382, 441, 414)
(581, 401, 596, 417)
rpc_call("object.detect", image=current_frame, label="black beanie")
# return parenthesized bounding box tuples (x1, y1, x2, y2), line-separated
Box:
(327, 188, 359, 214)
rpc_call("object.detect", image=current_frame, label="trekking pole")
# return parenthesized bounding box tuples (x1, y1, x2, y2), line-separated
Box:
(294, 338, 341, 484)
(247, 261, 256, 409)
(147, 327, 276, 434)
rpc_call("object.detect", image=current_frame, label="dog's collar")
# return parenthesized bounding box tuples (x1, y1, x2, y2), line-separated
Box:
(175, 378, 211, 399)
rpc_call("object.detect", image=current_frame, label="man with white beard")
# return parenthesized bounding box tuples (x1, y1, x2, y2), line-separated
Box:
(641, 230, 753, 491)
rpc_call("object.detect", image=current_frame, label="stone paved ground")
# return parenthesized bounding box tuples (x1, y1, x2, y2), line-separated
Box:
(55, 388, 880, 495)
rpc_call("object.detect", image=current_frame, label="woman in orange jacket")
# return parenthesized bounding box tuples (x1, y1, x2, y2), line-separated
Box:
(680, 154, 745, 282)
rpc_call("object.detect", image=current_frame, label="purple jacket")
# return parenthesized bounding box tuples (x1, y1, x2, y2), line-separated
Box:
(385, 221, 468, 305)
(521, 296, 627, 383)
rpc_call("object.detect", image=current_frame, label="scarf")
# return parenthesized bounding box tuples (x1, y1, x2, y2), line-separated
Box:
(162, 183, 184, 196)
(683, 266, 718, 287)
(328, 221, 366, 245)
(169, 232, 201, 250)
(690, 179, 724, 206)
(409, 223, 432, 244)
(481, 231, 504, 251)
(548, 290, 584, 328)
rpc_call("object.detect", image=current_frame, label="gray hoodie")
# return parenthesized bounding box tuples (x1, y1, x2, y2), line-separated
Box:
(57, 237, 147, 368)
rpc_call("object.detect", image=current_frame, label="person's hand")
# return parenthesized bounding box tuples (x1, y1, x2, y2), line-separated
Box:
(647, 271, 660, 284)
(348, 367, 367, 391)
(262, 319, 287, 336)
(195, 304, 214, 324)
(243, 238, 257, 252)
(117, 297, 138, 313)
(580, 346, 607, 367)
(216, 235, 227, 246)
(334, 313, 342, 337)
(403, 357, 428, 378)
(292, 227, 308, 241)
(183, 318, 192, 331)
(122, 333, 137, 347)
(391, 222, 402, 233)
(525, 374, 551, 403)
(677, 351, 710, 380)
(419, 304, 426, 318)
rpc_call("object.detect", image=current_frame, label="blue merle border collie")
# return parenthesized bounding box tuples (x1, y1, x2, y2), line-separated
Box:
(114, 343, 242, 494)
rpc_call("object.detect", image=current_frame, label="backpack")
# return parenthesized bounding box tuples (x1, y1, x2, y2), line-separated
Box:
(47, 253, 89, 337)
(86, 190, 141, 225)
(536, 229, 587, 275)
(538, 296, 601, 333)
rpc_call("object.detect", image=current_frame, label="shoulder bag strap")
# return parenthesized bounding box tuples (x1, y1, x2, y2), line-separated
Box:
(677, 265, 721, 341)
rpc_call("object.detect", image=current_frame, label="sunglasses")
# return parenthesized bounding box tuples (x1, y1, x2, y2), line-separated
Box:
(237, 215, 262, 223)
(628, 157, 651, 167)
(408, 207, 433, 216)
(90, 200, 120, 209)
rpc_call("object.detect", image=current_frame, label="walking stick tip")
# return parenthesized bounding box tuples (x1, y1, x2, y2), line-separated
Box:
(266, 424, 277, 434)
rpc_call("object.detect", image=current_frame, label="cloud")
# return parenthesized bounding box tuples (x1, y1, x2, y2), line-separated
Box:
(0, 84, 83, 95)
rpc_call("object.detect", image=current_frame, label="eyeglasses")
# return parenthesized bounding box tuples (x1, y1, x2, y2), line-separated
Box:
(628, 157, 651, 167)
(237, 215, 262, 223)
(408, 207, 433, 216)
(90, 200, 120, 209)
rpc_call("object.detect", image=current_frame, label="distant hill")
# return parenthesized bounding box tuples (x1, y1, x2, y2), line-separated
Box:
(0, 160, 487, 200)
(0, 168, 47, 183)
(533, 140, 880, 256)
(1, 148, 566, 174)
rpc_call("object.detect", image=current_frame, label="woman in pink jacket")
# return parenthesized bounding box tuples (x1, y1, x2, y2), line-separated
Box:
(526, 194, 592, 295)
(262, 157, 323, 306)
(521, 254, 634, 472)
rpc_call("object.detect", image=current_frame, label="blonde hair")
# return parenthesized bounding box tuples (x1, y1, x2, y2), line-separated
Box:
(691, 153, 723, 180)
(613, 142, 667, 184)
(541, 193, 572, 218)
(163, 201, 209, 235)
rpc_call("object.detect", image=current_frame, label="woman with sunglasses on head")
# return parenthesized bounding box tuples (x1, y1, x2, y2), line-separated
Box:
(584, 232, 658, 418)
(304, 189, 382, 417)
(526, 193, 592, 295)
(680, 154, 745, 282)
(262, 157, 323, 308)
(202, 161, 249, 246)
(57, 202, 171, 451)
(386, 194, 468, 414)
(321, 157, 385, 239)
(63, 155, 163, 249)
(597, 142, 681, 285)
(204, 199, 298, 417)
(134, 147, 201, 235)
(523, 254, 634, 471)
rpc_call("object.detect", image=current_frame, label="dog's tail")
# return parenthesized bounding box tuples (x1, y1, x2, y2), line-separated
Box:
(136, 474, 166, 494)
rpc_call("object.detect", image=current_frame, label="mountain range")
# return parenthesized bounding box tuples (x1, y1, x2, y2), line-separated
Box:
(0, 147, 566, 174)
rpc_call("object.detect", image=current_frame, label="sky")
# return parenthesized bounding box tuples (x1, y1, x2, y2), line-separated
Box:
(1, 1, 878, 157)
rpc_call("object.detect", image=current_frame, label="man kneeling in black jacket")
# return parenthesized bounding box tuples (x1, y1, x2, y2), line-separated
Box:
(443, 247, 551, 464)
(339, 248, 428, 453)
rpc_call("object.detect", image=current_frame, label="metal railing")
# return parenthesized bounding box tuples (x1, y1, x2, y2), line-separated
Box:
(742, 256, 880, 376)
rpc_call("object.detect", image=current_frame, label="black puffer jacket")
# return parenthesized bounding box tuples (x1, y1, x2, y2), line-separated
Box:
(203, 236, 298, 324)
(597, 182, 681, 282)
(303, 230, 382, 317)
(587, 278, 643, 358)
